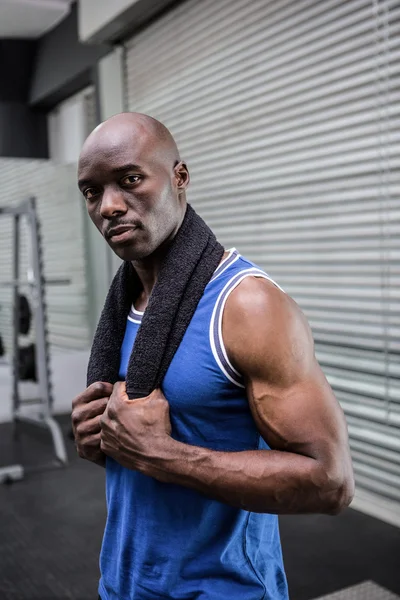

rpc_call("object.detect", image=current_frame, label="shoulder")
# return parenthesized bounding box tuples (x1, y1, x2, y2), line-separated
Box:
(222, 275, 315, 382)
(224, 274, 303, 332)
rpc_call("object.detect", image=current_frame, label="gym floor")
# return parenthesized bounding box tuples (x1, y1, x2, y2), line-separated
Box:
(0, 417, 399, 600)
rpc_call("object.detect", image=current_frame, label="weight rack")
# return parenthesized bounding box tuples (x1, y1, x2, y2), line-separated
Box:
(0, 197, 68, 483)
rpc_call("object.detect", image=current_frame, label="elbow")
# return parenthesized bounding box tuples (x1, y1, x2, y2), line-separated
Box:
(323, 469, 355, 516)
(326, 481, 354, 515)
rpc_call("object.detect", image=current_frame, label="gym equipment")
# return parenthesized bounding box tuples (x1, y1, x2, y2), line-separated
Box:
(18, 344, 37, 382)
(0, 197, 69, 484)
(18, 294, 31, 336)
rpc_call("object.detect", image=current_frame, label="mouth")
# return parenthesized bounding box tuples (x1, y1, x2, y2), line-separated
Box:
(107, 225, 138, 244)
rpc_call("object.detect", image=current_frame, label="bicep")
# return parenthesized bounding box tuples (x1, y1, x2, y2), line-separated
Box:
(247, 364, 347, 467)
(223, 277, 350, 466)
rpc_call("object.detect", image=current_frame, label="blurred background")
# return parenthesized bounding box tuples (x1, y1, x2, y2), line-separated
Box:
(0, 0, 399, 599)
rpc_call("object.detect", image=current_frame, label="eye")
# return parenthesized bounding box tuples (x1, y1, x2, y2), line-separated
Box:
(83, 188, 98, 200)
(121, 175, 141, 186)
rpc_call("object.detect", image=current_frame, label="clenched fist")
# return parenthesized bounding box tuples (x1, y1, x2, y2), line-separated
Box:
(100, 382, 173, 477)
(71, 381, 113, 467)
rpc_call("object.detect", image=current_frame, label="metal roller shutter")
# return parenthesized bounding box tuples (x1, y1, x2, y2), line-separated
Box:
(124, 0, 400, 505)
(0, 160, 90, 351)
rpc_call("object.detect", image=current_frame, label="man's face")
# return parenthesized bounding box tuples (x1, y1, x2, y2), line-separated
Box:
(77, 124, 188, 262)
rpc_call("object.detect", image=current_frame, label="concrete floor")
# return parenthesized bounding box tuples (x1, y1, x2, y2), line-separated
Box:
(0, 416, 399, 600)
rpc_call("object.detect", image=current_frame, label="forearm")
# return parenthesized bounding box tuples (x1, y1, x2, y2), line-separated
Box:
(146, 439, 349, 515)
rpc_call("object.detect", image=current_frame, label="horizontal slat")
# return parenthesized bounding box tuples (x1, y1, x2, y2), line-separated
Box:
(191, 158, 400, 197)
(280, 283, 400, 298)
(307, 299, 399, 316)
(311, 320, 400, 338)
(130, 0, 377, 76)
(264, 263, 400, 274)
(201, 192, 400, 223)
(350, 438, 400, 466)
(354, 468, 400, 502)
(348, 422, 400, 452)
(328, 373, 400, 403)
(207, 206, 400, 234)
(186, 116, 400, 169)
(272, 272, 400, 285)
(129, 0, 400, 120)
(335, 391, 400, 415)
(194, 175, 400, 207)
(310, 310, 400, 326)
(179, 87, 400, 162)
(134, 12, 400, 123)
(317, 350, 400, 378)
(144, 54, 400, 139)
(354, 458, 400, 486)
(314, 335, 400, 354)
(354, 472, 400, 502)
(340, 400, 400, 427)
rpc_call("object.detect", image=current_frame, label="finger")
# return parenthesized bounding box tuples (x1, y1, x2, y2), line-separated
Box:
(72, 381, 114, 408)
(72, 397, 108, 429)
(107, 381, 129, 415)
(74, 397, 108, 420)
(75, 414, 103, 439)
(76, 432, 103, 459)
(111, 381, 129, 401)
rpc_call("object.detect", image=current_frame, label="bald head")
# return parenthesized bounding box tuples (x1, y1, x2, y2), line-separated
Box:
(80, 112, 180, 169)
(77, 112, 189, 262)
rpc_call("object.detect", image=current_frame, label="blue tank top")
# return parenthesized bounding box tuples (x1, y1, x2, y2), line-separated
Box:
(99, 249, 289, 600)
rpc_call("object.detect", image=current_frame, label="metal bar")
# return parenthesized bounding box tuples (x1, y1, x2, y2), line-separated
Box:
(27, 197, 68, 465)
(15, 413, 48, 428)
(44, 417, 68, 465)
(14, 413, 68, 465)
(28, 198, 52, 416)
(0, 279, 71, 288)
(0, 198, 35, 216)
(12, 214, 20, 418)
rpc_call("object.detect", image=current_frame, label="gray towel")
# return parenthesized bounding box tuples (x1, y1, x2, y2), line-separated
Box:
(87, 204, 224, 399)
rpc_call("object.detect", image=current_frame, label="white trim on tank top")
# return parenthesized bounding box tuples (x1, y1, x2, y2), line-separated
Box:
(209, 268, 285, 388)
(127, 305, 144, 324)
(128, 247, 239, 322)
(210, 248, 240, 283)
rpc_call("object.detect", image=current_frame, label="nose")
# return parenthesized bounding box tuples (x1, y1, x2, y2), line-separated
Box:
(100, 187, 128, 220)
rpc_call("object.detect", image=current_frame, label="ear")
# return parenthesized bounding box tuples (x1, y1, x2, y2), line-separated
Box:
(174, 161, 190, 192)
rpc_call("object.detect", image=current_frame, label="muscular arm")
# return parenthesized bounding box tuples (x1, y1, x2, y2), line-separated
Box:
(143, 277, 354, 515)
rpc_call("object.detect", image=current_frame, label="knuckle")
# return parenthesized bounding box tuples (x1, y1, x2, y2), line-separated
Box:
(92, 381, 105, 396)
(71, 410, 81, 426)
(107, 406, 116, 419)
(75, 421, 87, 436)
(85, 434, 98, 448)
(72, 395, 82, 410)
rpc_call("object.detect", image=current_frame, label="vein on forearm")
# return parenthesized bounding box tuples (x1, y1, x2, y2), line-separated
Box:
(150, 439, 340, 515)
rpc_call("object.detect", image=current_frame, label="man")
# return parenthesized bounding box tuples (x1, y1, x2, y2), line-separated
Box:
(72, 112, 354, 600)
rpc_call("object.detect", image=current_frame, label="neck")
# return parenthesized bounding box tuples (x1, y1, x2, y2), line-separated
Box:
(132, 250, 165, 308)
(131, 205, 186, 309)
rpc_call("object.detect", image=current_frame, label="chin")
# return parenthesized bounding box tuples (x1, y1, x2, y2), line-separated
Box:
(111, 242, 152, 262)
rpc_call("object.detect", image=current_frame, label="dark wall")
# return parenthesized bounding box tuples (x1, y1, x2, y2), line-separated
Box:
(0, 40, 47, 159)
(30, 3, 110, 110)
(0, 103, 47, 159)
